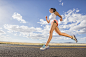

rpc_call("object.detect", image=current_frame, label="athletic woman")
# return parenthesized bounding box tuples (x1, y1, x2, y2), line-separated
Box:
(40, 8, 78, 50)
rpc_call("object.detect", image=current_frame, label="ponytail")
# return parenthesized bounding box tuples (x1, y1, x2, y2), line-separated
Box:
(54, 11, 59, 16)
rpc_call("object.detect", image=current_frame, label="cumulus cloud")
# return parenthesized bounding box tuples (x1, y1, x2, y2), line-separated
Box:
(0, 35, 11, 41)
(58, 0, 62, 2)
(12, 12, 27, 23)
(80, 37, 86, 41)
(0, 29, 11, 41)
(3, 23, 64, 40)
(4, 24, 42, 33)
(0, 28, 2, 29)
(62, 2, 63, 6)
(76, 9, 79, 12)
(37, 19, 48, 26)
(59, 2, 63, 6)
(58, 0, 63, 6)
(0, 30, 6, 35)
(59, 9, 86, 35)
(3, 21, 71, 41)
(4, 24, 48, 40)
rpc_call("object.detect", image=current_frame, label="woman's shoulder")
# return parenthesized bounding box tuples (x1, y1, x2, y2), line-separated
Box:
(54, 11, 59, 16)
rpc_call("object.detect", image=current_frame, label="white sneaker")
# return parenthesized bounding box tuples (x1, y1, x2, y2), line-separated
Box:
(72, 35, 78, 43)
(40, 45, 49, 50)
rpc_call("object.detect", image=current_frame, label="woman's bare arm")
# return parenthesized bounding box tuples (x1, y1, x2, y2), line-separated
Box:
(54, 11, 63, 21)
(45, 16, 50, 23)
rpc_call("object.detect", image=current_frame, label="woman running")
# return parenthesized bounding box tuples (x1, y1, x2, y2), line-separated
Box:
(40, 8, 78, 50)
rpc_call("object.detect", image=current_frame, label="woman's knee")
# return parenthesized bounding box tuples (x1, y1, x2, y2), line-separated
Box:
(58, 33, 62, 35)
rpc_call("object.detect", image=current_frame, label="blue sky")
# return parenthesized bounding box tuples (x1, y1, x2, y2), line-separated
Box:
(0, 0, 86, 43)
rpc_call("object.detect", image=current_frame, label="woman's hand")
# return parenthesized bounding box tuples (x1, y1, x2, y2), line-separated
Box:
(60, 18, 63, 21)
(45, 16, 47, 20)
(45, 16, 50, 23)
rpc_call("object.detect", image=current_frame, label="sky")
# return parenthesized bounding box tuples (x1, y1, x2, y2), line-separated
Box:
(0, 0, 86, 43)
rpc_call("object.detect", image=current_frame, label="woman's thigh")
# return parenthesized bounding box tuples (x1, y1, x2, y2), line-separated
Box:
(50, 22, 57, 33)
(55, 26, 61, 34)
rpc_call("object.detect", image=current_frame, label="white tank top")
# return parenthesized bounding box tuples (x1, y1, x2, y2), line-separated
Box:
(49, 13, 56, 23)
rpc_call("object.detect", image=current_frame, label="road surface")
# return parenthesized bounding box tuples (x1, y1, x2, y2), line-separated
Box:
(0, 44, 86, 57)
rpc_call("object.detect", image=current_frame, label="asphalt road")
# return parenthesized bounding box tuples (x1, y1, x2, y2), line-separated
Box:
(0, 44, 86, 57)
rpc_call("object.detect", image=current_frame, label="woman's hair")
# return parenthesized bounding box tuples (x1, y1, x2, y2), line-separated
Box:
(50, 8, 56, 12)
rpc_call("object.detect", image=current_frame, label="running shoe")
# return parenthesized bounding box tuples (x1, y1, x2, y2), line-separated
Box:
(40, 45, 49, 50)
(72, 35, 78, 43)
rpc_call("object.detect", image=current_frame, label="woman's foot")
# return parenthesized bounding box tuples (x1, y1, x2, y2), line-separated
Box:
(72, 35, 78, 43)
(40, 45, 49, 50)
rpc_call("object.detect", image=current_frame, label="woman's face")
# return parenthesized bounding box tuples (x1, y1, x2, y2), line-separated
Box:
(49, 9, 53, 13)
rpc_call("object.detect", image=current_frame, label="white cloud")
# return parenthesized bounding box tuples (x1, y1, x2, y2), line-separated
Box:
(4, 24, 47, 40)
(12, 12, 27, 23)
(59, 9, 86, 35)
(0, 35, 11, 41)
(62, 2, 63, 6)
(0, 27, 11, 41)
(0, 29, 11, 41)
(3, 21, 71, 41)
(58, 0, 63, 6)
(0, 30, 6, 35)
(81, 37, 86, 40)
(14, 33, 17, 36)
(3, 23, 56, 40)
(4, 24, 42, 33)
(37, 19, 48, 26)
(76, 10, 79, 12)
(59, 2, 63, 6)
(0, 28, 2, 29)
(58, 0, 62, 2)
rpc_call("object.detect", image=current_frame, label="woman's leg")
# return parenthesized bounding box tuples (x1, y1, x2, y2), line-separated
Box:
(55, 27, 73, 39)
(45, 22, 57, 46)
